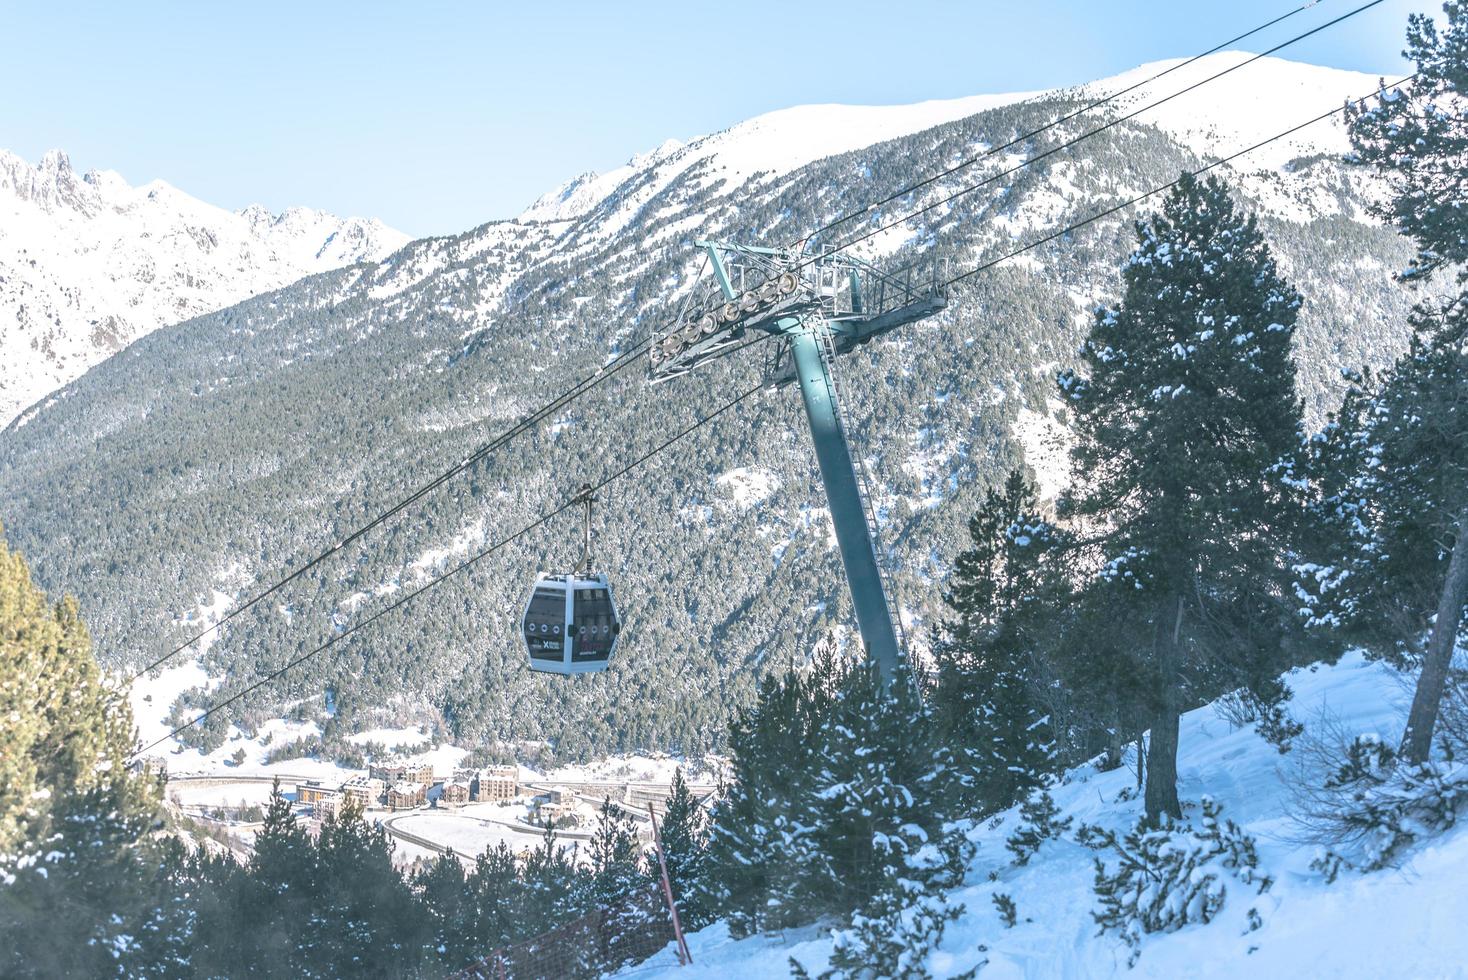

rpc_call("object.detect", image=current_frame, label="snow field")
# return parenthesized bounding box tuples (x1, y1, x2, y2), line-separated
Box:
(168, 782, 281, 810)
(386, 810, 546, 859)
(1096, 53, 1385, 173)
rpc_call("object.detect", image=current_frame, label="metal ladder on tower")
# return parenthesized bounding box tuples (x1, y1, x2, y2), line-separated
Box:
(809, 318, 911, 662)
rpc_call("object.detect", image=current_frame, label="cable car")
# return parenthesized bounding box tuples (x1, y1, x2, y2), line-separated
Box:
(522, 485, 622, 674)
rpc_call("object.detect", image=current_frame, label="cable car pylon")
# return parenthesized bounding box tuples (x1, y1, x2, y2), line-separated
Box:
(649, 241, 947, 681)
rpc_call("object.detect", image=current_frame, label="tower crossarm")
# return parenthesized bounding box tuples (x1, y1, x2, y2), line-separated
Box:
(647, 241, 946, 384)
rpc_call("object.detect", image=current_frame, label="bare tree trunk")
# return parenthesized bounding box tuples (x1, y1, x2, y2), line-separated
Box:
(1144, 596, 1185, 824)
(1401, 506, 1468, 765)
(1104, 729, 1124, 772)
(1135, 734, 1145, 791)
(1144, 708, 1181, 822)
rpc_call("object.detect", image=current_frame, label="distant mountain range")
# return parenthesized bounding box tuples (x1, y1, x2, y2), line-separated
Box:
(0, 54, 1421, 761)
(0, 149, 408, 424)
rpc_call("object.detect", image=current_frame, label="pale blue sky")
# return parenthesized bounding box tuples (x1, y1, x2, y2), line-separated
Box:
(0, 1, 1421, 237)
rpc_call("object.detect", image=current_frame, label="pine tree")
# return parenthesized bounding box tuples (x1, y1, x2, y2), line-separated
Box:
(1293, 368, 1379, 645)
(932, 468, 1070, 814)
(1341, 2, 1468, 764)
(463, 842, 524, 952)
(706, 638, 975, 972)
(587, 795, 648, 907)
(807, 660, 970, 915)
(791, 660, 974, 979)
(577, 797, 653, 974)
(237, 780, 321, 974)
(155, 841, 247, 978)
(415, 852, 470, 966)
(128, 836, 218, 977)
(0, 524, 162, 977)
(311, 799, 429, 976)
(1058, 174, 1308, 822)
(519, 817, 588, 934)
(701, 648, 838, 936)
(656, 767, 711, 930)
(1005, 789, 1074, 865)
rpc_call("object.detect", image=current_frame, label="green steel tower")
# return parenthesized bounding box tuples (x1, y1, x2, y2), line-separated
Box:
(649, 241, 946, 679)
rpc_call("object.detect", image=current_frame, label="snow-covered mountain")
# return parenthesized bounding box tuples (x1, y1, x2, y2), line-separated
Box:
(0, 149, 409, 424)
(0, 54, 1419, 760)
(519, 53, 1380, 239)
(516, 88, 1044, 225)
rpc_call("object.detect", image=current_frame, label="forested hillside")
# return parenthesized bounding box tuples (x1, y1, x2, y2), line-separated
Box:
(0, 55, 1417, 760)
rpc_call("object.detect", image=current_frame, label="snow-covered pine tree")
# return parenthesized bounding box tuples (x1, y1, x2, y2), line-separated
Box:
(792, 658, 975, 979)
(0, 525, 162, 977)
(700, 648, 839, 937)
(581, 796, 653, 974)
(1084, 798, 1268, 966)
(415, 851, 473, 968)
(147, 837, 248, 976)
(1005, 788, 1073, 866)
(1297, 330, 1468, 738)
(1293, 368, 1380, 643)
(587, 795, 649, 907)
(657, 767, 712, 930)
(1058, 174, 1309, 823)
(1342, 1, 1468, 765)
(309, 799, 429, 974)
(463, 842, 524, 952)
(806, 660, 971, 913)
(234, 781, 321, 973)
(932, 468, 1070, 815)
(519, 818, 589, 933)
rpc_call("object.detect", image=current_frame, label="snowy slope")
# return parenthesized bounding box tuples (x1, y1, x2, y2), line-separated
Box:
(1088, 52, 1384, 169)
(521, 53, 1383, 236)
(0, 149, 409, 425)
(518, 91, 1043, 227)
(628, 653, 1468, 978)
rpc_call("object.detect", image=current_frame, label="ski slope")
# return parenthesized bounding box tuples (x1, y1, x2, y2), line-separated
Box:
(628, 652, 1468, 978)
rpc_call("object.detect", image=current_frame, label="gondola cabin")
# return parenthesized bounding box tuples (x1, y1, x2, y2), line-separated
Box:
(521, 571, 621, 674)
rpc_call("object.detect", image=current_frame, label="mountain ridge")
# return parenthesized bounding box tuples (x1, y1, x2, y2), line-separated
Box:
(0, 147, 410, 425)
(517, 53, 1388, 231)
